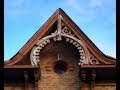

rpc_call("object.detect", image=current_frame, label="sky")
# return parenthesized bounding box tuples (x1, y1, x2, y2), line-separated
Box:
(4, 0, 116, 60)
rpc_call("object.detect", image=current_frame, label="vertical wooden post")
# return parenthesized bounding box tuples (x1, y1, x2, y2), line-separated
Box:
(57, 14, 62, 40)
(24, 70, 30, 90)
(91, 69, 96, 90)
(34, 69, 39, 90)
(81, 69, 86, 90)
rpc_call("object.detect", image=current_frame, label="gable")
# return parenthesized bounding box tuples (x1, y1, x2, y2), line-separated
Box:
(4, 8, 115, 66)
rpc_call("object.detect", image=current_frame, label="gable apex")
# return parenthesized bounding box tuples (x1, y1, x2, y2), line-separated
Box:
(4, 8, 115, 66)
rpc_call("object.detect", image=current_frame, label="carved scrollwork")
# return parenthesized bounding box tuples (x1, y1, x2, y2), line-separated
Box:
(30, 39, 50, 66)
(89, 59, 100, 65)
(62, 26, 74, 36)
(89, 54, 100, 65)
(65, 38, 86, 65)
(30, 17, 90, 66)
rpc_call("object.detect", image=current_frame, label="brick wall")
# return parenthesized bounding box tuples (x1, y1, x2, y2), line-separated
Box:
(38, 41, 81, 90)
(4, 41, 116, 90)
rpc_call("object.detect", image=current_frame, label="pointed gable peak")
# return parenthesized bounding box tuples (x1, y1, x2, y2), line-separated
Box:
(56, 8, 64, 14)
(5, 8, 115, 66)
(54, 8, 67, 18)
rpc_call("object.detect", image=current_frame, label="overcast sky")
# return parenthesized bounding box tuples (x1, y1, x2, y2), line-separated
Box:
(4, 0, 116, 60)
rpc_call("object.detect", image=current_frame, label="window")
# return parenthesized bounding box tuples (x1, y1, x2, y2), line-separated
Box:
(53, 61, 68, 74)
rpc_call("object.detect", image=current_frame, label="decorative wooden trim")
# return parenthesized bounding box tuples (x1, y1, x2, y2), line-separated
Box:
(5, 10, 59, 66)
(91, 69, 96, 90)
(34, 70, 39, 82)
(81, 65, 116, 68)
(24, 70, 30, 90)
(34, 70, 39, 90)
(57, 14, 62, 40)
(60, 9, 116, 64)
(4, 65, 39, 68)
(30, 19, 90, 66)
(4, 8, 115, 66)
(81, 69, 86, 90)
(91, 69, 96, 81)
(81, 69, 86, 81)
(24, 70, 29, 82)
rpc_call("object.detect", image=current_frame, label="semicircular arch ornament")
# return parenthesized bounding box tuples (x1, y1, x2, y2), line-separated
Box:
(30, 16, 90, 66)
(30, 25, 90, 66)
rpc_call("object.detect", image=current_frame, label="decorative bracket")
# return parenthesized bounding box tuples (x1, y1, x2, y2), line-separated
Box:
(91, 69, 96, 81)
(34, 69, 39, 82)
(24, 70, 29, 90)
(24, 70, 29, 82)
(80, 69, 86, 90)
(30, 14, 90, 66)
(34, 69, 39, 90)
(81, 69, 86, 82)
(91, 69, 96, 90)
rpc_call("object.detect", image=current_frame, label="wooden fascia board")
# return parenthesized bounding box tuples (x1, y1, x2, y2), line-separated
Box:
(4, 65, 39, 69)
(4, 53, 22, 65)
(5, 9, 59, 65)
(81, 65, 116, 69)
(59, 9, 116, 64)
(19, 14, 57, 55)
(60, 9, 104, 57)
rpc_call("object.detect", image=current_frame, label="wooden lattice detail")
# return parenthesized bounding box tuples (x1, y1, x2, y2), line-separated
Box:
(30, 14, 90, 66)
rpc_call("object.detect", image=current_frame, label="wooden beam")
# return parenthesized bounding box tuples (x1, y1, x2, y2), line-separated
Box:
(24, 70, 30, 90)
(5, 10, 59, 66)
(34, 70, 39, 90)
(60, 11, 115, 64)
(4, 65, 39, 69)
(90, 69, 96, 90)
(81, 69, 86, 90)
(57, 14, 62, 40)
(81, 65, 116, 68)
